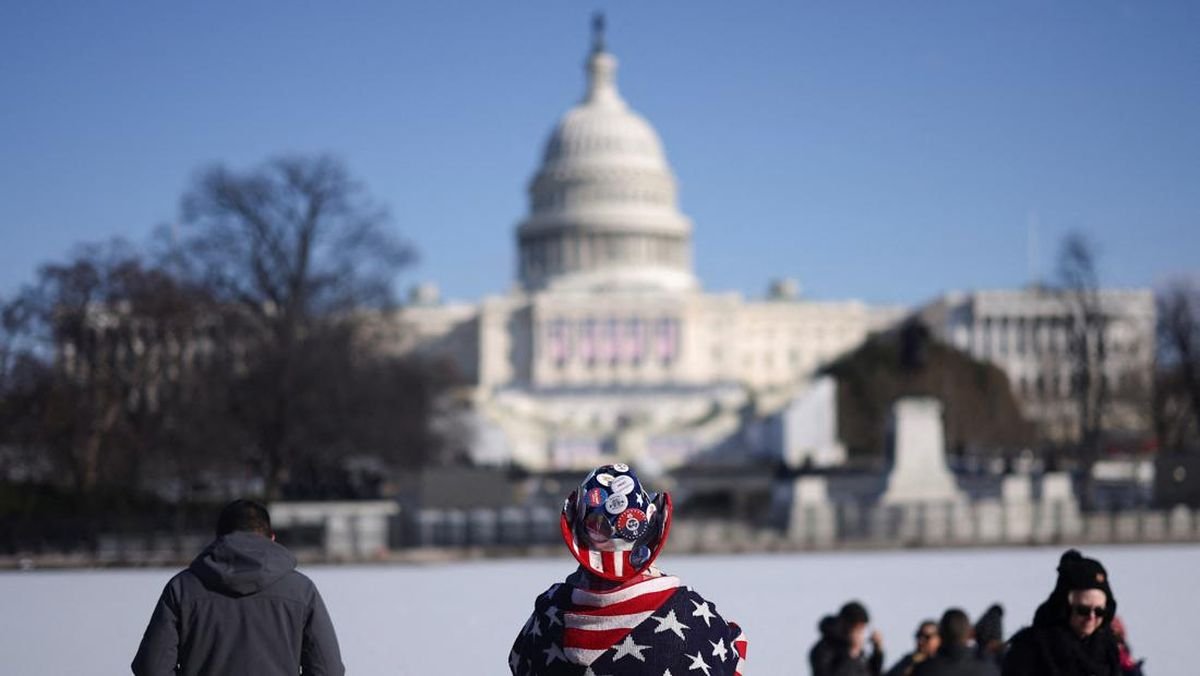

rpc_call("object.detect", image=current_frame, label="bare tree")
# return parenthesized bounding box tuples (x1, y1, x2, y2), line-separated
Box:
(0, 241, 225, 493)
(1156, 278, 1200, 449)
(169, 154, 418, 497)
(1056, 232, 1109, 455)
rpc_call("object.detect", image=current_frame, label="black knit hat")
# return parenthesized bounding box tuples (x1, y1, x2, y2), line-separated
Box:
(1056, 549, 1112, 595)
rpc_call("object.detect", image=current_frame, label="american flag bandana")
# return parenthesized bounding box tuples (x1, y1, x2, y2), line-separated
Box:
(510, 573, 748, 675)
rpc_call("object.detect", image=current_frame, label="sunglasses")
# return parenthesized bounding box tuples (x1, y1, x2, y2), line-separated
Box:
(916, 632, 938, 640)
(1072, 605, 1106, 619)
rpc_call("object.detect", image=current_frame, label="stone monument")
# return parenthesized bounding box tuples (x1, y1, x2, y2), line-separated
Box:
(879, 397, 965, 505)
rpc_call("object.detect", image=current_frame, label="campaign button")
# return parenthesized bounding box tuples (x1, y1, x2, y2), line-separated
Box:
(612, 463, 630, 473)
(630, 544, 651, 567)
(594, 473, 614, 487)
(585, 487, 608, 508)
(610, 475, 635, 496)
(616, 508, 647, 539)
(604, 493, 628, 515)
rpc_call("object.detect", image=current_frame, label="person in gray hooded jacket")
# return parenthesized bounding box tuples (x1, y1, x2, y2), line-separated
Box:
(132, 499, 345, 676)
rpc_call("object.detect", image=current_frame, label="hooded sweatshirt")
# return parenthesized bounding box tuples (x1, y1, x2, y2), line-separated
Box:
(131, 532, 344, 676)
(509, 568, 747, 675)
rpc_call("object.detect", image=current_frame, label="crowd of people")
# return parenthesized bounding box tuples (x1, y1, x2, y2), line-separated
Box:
(129, 467, 1148, 675)
(810, 552, 1146, 676)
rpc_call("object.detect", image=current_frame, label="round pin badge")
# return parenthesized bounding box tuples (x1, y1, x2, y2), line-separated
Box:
(610, 475, 635, 496)
(612, 463, 630, 473)
(604, 493, 628, 515)
(646, 502, 657, 520)
(630, 544, 651, 567)
(585, 487, 608, 508)
(616, 508, 647, 539)
(594, 473, 614, 487)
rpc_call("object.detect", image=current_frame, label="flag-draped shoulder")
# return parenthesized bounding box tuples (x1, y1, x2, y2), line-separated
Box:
(510, 572, 747, 675)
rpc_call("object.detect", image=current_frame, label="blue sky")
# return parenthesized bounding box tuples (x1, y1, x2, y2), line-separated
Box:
(2, 1, 1197, 305)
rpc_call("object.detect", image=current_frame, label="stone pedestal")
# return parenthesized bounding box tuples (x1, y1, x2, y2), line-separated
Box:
(880, 398, 965, 505)
(1169, 505, 1194, 540)
(974, 500, 1004, 543)
(1001, 475, 1034, 543)
(1034, 473, 1083, 541)
(786, 476, 836, 547)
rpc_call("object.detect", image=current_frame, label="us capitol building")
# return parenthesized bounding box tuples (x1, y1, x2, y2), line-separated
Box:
(371, 24, 1152, 472)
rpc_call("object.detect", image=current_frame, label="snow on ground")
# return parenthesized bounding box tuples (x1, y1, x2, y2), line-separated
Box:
(0, 544, 1192, 675)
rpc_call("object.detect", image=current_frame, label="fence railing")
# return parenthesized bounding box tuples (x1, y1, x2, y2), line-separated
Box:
(6, 502, 1199, 566)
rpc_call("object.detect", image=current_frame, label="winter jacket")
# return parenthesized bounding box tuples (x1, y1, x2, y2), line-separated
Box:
(509, 568, 747, 675)
(131, 532, 344, 676)
(810, 633, 883, 676)
(1003, 625, 1120, 676)
(1002, 568, 1121, 676)
(884, 652, 927, 676)
(911, 644, 1000, 676)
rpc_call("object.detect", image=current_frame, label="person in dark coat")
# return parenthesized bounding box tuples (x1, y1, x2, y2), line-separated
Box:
(1110, 616, 1145, 676)
(810, 601, 884, 676)
(884, 620, 939, 676)
(912, 608, 999, 676)
(975, 604, 1005, 667)
(132, 499, 345, 676)
(1002, 549, 1122, 676)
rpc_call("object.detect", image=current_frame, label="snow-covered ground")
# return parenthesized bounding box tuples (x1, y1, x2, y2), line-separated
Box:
(0, 545, 1191, 675)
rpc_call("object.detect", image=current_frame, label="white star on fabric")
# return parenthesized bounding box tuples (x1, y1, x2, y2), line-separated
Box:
(542, 584, 560, 600)
(710, 639, 728, 662)
(687, 651, 712, 675)
(525, 617, 542, 638)
(636, 492, 644, 505)
(508, 650, 521, 672)
(543, 643, 567, 666)
(544, 605, 563, 628)
(612, 634, 650, 662)
(652, 609, 690, 640)
(691, 599, 716, 627)
(584, 668, 610, 676)
(663, 671, 673, 676)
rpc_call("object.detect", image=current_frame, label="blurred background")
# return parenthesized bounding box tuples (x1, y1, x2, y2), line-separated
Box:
(1, 0, 1198, 573)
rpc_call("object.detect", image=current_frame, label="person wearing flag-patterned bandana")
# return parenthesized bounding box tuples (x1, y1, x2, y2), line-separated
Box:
(509, 464, 748, 675)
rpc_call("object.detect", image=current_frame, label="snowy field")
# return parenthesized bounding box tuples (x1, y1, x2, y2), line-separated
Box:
(0, 544, 1193, 675)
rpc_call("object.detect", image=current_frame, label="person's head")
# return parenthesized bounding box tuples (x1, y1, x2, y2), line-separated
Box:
(939, 608, 972, 648)
(216, 499, 272, 538)
(838, 601, 870, 643)
(1055, 550, 1114, 638)
(974, 604, 1004, 656)
(914, 620, 940, 657)
(560, 463, 671, 582)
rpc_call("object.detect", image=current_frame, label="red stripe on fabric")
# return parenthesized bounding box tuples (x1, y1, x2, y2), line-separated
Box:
(571, 587, 677, 617)
(734, 638, 748, 659)
(563, 626, 636, 651)
(601, 551, 615, 574)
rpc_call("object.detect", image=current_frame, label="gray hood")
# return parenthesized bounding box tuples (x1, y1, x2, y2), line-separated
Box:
(189, 532, 297, 596)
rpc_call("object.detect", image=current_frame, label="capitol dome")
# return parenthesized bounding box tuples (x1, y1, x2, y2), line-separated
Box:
(517, 21, 697, 293)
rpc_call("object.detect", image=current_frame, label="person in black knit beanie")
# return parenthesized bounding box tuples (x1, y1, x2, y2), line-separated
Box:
(1002, 549, 1121, 676)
